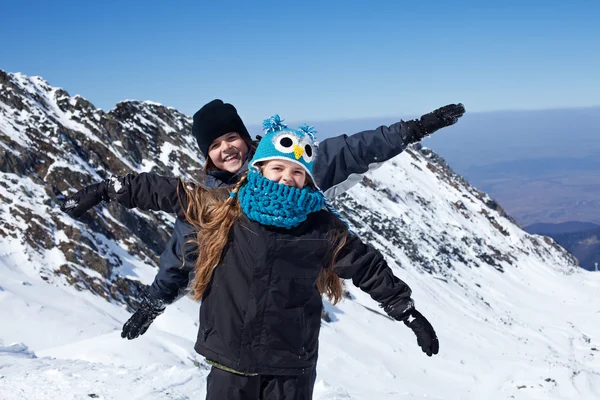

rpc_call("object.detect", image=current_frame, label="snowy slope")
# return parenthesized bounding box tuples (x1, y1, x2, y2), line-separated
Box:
(1, 70, 599, 399)
(0, 69, 203, 309)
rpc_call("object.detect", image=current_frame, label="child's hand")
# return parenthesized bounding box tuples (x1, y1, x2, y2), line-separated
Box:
(60, 180, 110, 218)
(416, 103, 465, 137)
(121, 292, 166, 340)
(402, 310, 440, 357)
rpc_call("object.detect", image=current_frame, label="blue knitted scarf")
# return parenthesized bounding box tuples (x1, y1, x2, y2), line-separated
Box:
(237, 170, 325, 229)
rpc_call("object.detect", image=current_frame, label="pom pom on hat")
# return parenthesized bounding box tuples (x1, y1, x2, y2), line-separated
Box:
(262, 114, 288, 134)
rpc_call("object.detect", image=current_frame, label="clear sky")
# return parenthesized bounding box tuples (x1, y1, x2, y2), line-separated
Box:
(2, 0, 599, 122)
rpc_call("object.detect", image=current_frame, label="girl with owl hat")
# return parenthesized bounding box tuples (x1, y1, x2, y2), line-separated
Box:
(62, 115, 441, 399)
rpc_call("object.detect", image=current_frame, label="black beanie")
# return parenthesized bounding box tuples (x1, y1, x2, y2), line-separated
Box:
(192, 99, 251, 156)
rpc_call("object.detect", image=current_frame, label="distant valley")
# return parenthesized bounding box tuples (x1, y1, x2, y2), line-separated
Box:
(461, 155, 600, 226)
(524, 221, 600, 271)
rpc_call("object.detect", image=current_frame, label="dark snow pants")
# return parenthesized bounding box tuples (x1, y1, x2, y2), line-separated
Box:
(205, 366, 317, 400)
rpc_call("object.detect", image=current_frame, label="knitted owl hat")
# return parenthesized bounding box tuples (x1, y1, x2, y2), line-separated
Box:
(249, 114, 318, 181)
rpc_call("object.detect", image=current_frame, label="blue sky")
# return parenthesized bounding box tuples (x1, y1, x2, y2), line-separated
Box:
(2, 0, 599, 122)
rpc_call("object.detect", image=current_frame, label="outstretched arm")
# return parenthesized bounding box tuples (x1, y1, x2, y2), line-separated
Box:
(334, 234, 414, 316)
(60, 172, 187, 219)
(314, 104, 465, 198)
(334, 234, 440, 356)
(108, 173, 186, 217)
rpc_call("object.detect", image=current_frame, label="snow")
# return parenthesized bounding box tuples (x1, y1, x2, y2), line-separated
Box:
(158, 142, 182, 175)
(1, 247, 599, 399)
(141, 100, 165, 107)
(117, 100, 164, 107)
(141, 159, 159, 173)
(174, 141, 205, 168)
(0, 102, 30, 151)
(104, 144, 144, 174)
(45, 154, 104, 182)
(44, 84, 102, 144)
(134, 114, 156, 128)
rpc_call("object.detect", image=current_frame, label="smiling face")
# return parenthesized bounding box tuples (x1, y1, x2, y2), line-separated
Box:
(207, 132, 250, 173)
(260, 159, 308, 189)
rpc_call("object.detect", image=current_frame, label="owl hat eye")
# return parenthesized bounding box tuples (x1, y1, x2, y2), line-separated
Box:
(299, 138, 314, 163)
(274, 132, 299, 153)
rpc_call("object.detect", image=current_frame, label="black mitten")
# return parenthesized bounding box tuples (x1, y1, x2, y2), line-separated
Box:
(415, 103, 465, 138)
(60, 180, 110, 219)
(121, 292, 166, 340)
(402, 309, 439, 357)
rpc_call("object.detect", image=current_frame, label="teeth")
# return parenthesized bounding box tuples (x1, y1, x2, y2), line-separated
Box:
(224, 154, 237, 162)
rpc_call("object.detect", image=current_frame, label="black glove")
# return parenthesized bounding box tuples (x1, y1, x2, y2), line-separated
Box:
(415, 103, 465, 138)
(60, 180, 110, 219)
(121, 292, 166, 340)
(402, 309, 439, 357)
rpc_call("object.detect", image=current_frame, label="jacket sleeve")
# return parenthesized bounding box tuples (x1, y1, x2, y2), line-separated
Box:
(106, 173, 188, 218)
(147, 218, 197, 303)
(313, 120, 422, 199)
(334, 234, 414, 318)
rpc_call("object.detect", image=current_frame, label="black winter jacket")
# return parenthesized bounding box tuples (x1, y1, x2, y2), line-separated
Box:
(196, 211, 412, 375)
(131, 120, 424, 303)
(108, 173, 413, 375)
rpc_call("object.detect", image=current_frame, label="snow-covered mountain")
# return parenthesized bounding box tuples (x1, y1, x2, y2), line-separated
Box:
(0, 69, 203, 310)
(1, 70, 598, 400)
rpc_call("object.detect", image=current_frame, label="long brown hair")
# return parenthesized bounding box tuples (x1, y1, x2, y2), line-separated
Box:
(319, 218, 347, 305)
(182, 174, 246, 301)
(183, 170, 347, 304)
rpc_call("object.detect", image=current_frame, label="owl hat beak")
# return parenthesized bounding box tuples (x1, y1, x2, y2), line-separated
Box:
(293, 145, 304, 160)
